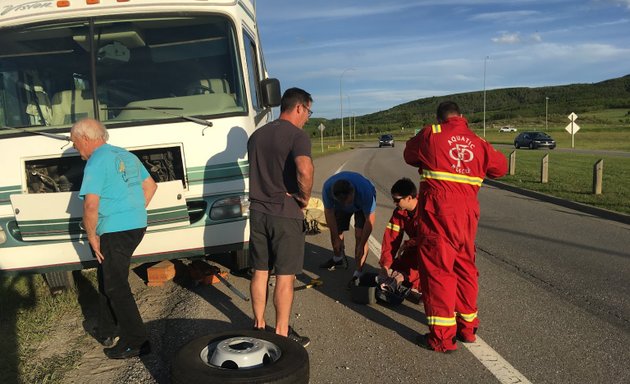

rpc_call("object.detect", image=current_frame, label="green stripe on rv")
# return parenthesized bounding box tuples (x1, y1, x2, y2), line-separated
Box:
(17, 206, 189, 238)
(187, 161, 249, 186)
(147, 206, 190, 227)
(0, 185, 21, 204)
(18, 217, 83, 237)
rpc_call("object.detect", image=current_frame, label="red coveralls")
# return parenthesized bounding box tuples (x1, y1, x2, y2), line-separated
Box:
(403, 116, 507, 352)
(380, 205, 421, 290)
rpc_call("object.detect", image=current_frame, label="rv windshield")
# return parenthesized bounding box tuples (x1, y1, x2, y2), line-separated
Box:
(0, 15, 246, 135)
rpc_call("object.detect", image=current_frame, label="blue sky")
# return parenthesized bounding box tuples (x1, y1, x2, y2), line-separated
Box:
(256, 0, 630, 119)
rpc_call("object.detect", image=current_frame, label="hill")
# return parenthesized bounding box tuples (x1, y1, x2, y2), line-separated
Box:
(305, 74, 630, 137)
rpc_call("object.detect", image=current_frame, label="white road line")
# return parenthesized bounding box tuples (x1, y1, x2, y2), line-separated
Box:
(366, 232, 532, 384)
(337, 166, 531, 383)
(367, 234, 382, 262)
(334, 162, 347, 175)
(464, 338, 532, 384)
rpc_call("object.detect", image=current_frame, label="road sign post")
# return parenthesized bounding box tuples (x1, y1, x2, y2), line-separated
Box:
(564, 112, 580, 148)
(318, 123, 326, 153)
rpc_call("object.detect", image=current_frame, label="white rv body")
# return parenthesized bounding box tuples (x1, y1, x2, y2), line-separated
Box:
(0, 0, 280, 274)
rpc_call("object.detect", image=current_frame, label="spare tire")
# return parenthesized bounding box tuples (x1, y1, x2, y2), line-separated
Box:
(172, 329, 309, 384)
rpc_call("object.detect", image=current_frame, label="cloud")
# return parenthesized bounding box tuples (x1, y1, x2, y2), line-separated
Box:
(604, 0, 630, 9)
(491, 32, 543, 44)
(492, 32, 521, 44)
(258, 1, 630, 118)
(258, 2, 427, 22)
(471, 10, 540, 22)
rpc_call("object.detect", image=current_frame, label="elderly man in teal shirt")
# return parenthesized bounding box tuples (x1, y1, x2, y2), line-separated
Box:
(71, 118, 157, 359)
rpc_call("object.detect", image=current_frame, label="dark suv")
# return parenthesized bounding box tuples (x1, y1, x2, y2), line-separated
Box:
(514, 131, 556, 149)
(378, 134, 394, 148)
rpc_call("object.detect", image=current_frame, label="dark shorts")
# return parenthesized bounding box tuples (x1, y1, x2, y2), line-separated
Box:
(335, 209, 366, 232)
(249, 210, 306, 275)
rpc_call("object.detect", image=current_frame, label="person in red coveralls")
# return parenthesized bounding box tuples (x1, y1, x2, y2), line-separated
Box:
(404, 101, 507, 353)
(379, 178, 421, 295)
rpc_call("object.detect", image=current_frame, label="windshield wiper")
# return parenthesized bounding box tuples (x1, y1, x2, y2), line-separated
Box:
(0, 125, 69, 141)
(105, 106, 213, 128)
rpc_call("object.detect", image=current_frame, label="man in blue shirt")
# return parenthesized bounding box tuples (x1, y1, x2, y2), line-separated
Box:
(71, 118, 157, 359)
(321, 172, 376, 285)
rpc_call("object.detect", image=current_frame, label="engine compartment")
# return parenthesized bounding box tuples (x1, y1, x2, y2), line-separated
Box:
(24, 146, 186, 193)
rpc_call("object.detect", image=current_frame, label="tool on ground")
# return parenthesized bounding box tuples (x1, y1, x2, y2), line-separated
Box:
(295, 278, 323, 291)
(210, 265, 250, 301)
(190, 260, 250, 301)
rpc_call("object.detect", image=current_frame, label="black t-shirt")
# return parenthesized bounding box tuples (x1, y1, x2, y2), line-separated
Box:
(247, 119, 312, 219)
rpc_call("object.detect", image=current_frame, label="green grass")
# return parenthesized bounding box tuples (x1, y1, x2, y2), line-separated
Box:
(497, 149, 630, 214)
(476, 126, 630, 151)
(0, 272, 97, 384)
(311, 126, 630, 215)
(579, 108, 630, 121)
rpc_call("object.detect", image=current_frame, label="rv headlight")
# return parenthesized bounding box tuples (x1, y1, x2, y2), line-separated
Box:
(210, 196, 249, 221)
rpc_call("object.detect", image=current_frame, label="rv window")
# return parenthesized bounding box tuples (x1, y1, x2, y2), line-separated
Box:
(243, 31, 262, 112)
(0, 14, 246, 135)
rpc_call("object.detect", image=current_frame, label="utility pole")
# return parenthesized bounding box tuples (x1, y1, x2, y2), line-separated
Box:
(483, 56, 489, 138)
(545, 97, 549, 131)
(340, 68, 354, 146)
(347, 94, 352, 142)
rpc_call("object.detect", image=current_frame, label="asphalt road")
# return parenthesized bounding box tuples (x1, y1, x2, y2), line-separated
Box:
(301, 142, 629, 383)
(85, 142, 629, 384)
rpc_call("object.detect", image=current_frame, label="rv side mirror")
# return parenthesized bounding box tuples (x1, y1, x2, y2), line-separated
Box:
(260, 78, 281, 108)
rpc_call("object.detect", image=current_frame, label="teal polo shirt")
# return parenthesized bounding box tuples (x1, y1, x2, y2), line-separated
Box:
(79, 143, 150, 235)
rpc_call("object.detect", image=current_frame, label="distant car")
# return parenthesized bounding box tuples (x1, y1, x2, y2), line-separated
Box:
(514, 131, 556, 149)
(378, 134, 394, 148)
(499, 126, 518, 132)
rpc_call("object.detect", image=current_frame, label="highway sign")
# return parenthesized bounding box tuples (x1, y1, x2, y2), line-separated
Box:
(566, 112, 579, 148)
(565, 122, 580, 134)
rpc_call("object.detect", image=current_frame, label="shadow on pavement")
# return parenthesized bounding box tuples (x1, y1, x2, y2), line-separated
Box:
(139, 257, 254, 383)
(139, 318, 240, 383)
(73, 270, 101, 343)
(299, 242, 427, 344)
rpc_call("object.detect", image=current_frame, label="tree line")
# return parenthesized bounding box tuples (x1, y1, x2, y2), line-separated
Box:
(305, 74, 630, 137)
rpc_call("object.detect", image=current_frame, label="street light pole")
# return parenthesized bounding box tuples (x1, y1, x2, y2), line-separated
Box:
(347, 94, 352, 142)
(483, 56, 489, 138)
(545, 97, 549, 131)
(340, 68, 354, 147)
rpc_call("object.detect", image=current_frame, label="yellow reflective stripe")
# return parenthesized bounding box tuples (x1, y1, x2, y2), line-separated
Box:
(457, 312, 478, 322)
(426, 315, 457, 326)
(386, 222, 400, 232)
(422, 169, 483, 187)
(431, 124, 442, 134)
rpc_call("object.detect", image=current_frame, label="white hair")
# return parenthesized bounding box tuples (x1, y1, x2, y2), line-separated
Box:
(70, 118, 109, 141)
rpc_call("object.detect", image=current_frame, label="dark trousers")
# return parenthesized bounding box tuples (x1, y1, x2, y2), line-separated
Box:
(96, 227, 147, 347)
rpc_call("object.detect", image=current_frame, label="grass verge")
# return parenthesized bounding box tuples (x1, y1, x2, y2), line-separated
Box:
(0, 271, 97, 384)
(309, 133, 629, 216)
(496, 149, 630, 215)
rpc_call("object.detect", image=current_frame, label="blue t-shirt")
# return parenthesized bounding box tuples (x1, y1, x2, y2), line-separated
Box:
(79, 144, 150, 235)
(322, 171, 376, 214)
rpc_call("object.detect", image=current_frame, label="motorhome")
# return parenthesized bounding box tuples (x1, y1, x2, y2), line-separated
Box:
(0, 0, 280, 288)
